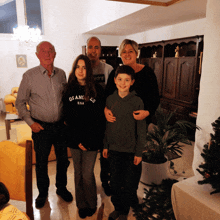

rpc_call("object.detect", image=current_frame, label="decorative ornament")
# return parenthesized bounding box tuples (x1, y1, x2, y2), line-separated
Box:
(152, 51, 157, 58)
(175, 46, 179, 58)
(204, 173, 210, 179)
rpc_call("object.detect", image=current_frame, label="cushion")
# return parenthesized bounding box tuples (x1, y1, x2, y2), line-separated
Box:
(0, 204, 29, 220)
(0, 141, 26, 201)
(11, 87, 19, 97)
(4, 95, 16, 104)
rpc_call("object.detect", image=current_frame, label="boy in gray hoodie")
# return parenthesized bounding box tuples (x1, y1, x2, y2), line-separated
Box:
(103, 65, 146, 220)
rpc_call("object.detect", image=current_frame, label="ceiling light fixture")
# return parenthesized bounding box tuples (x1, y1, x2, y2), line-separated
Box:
(12, 0, 42, 44)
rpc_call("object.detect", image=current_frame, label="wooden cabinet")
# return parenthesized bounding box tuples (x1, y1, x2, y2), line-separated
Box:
(176, 57, 196, 104)
(139, 42, 164, 96)
(82, 45, 122, 69)
(163, 58, 178, 100)
(151, 58, 164, 96)
(139, 35, 203, 122)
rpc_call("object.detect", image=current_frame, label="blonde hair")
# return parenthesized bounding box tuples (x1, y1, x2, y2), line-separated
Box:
(119, 39, 138, 56)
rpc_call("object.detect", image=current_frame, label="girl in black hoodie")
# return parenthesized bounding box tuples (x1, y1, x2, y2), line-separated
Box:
(62, 54, 105, 218)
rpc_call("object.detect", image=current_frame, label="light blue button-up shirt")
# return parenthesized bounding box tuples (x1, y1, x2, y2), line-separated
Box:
(16, 65, 67, 126)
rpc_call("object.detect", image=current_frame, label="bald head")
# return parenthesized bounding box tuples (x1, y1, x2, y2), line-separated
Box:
(36, 41, 56, 70)
(86, 37, 101, 66)
(36, 41, 55, 54)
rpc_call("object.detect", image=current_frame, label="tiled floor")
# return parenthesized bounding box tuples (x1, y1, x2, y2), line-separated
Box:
(0, 112, 195, 220)
(30, 155, 145, 220)
(0, 112, 144, 219)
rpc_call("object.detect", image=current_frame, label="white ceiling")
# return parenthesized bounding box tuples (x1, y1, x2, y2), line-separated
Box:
(84, 0, 207, 36)
(0, 0, 13, 6)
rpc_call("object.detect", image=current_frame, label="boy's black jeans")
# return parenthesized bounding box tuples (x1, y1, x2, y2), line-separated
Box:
(100, 150, 111, 185)
(108, 150, 142, 215)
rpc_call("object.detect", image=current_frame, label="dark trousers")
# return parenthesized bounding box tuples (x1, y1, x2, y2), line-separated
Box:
(100, 150, 111, 185)
(32, 120, 69, 196)
(109, 150, 142, 215)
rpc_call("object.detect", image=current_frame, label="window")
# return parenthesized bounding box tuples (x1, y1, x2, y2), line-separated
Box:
(0, 0, 17, 33)
(0, 0, 42, 34)
(25, 0, 42, 31)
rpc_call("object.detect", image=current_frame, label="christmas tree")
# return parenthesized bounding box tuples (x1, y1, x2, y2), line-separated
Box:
(196, 117, 220, 194)
(133, 179, 178, 220)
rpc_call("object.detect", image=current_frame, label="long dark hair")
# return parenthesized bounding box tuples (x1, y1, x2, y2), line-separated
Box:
(65, 54, 96, 101)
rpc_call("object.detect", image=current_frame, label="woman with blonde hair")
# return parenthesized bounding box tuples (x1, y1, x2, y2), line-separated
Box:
(105, 39, 160, 124)
(105, 39, 160, 220)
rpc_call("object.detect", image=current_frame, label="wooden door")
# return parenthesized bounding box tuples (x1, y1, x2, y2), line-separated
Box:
(163, 58, 178, 99)
(140, 57, 151, 67)
(151, 58, 163, 96)
(176, 57, 195, 104)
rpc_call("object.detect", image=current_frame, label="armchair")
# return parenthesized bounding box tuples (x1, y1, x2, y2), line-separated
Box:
(4, 87, 19, 114)
(0, 140, 34, 220)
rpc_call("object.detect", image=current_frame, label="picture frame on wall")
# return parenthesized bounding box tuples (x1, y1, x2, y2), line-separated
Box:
(16, 55, 27, 68)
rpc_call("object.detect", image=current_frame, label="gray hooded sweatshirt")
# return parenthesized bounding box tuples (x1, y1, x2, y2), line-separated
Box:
(104, 90, 146, 157)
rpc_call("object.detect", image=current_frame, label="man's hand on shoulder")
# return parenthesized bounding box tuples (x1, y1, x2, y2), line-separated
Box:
(30, 122, 44, 133)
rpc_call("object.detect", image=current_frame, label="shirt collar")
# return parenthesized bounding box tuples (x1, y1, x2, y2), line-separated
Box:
(39, 65, 56, 77)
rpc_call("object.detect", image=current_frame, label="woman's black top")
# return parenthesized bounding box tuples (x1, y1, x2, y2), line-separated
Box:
(105, 65, 160, 124)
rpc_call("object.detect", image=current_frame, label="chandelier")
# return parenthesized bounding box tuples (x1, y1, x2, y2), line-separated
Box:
(12, 0, 42, 44)
(12, 25, 42, 43)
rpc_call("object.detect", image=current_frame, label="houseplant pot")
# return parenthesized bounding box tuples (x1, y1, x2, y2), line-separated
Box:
(140, 159, 169, 185)
(140, 105, 200, 185)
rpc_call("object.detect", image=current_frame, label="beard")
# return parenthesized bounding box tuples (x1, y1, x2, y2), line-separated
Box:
(88, 53, 99, 60)
(90, 59, 96, 64)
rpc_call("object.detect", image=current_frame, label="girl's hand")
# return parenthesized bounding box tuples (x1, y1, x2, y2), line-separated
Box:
(104, 106, 116, 122)
(134, 156, 142, 165)
(103, 149, 109, 158)
(78, 143, 87, 151)
(133, 110, 150, 120)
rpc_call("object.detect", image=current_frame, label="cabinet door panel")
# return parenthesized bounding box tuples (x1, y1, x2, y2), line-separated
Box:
(140, 57, 151, 66)
(163, 58, 178, 99)
(177, 57, 195, 104)
(151, 58, 163, 96)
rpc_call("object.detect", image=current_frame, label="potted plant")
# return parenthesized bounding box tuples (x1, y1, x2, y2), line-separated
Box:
(140, 105, 200, 185)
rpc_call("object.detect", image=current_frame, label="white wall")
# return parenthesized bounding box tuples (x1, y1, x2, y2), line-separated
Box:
(0, 0, 130, 102)
(0, 0, 206, 112)
(81, 1, 147, 32)
(127, 18, 206, 43)
(192, 0, 220, 175)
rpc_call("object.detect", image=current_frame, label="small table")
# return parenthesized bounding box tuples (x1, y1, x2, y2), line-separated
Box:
(171, 175, 220, 220)
(5, 113, 20, 140)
